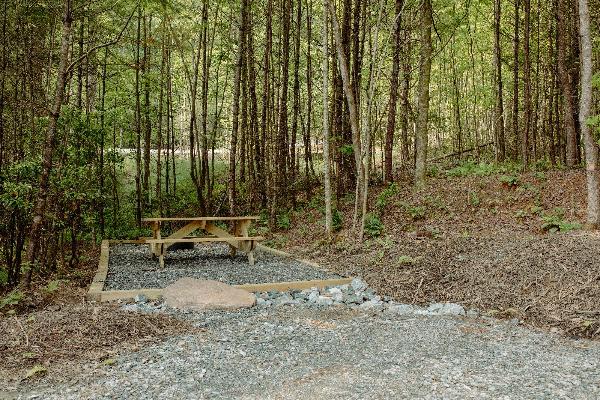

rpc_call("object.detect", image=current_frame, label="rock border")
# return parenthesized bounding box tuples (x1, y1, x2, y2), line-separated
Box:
(87, 240, 353, 302)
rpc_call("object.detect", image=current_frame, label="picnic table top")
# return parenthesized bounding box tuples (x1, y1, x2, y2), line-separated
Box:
(142, 216, 260, 222)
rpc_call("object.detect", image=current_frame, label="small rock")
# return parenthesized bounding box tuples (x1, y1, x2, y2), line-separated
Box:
(351, 278, 367, 292)
(315, 296, 334, 306)
(466, 309, 480, 318)
(387, 304, 419, 315)
(427, 302, 465, 316)
(134, 294, 147, 303)
(344, 295, 362, 305)
(308, 291, 320, 303)
(359, 300, 384, 310)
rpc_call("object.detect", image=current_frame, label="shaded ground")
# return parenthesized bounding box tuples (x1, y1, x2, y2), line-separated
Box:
(10, 305, 600, 399)
(281, 169, 600, 339)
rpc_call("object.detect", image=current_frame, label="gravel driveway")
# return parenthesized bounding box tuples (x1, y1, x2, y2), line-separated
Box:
(18, 305, 600, 399)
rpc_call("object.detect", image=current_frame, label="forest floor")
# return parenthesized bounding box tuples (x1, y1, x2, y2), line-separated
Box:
(281, 167, 600, 339)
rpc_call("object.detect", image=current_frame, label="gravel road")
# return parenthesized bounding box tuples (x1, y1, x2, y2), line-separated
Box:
(17, 304, 600, 400)
(105, 244, 342, 290)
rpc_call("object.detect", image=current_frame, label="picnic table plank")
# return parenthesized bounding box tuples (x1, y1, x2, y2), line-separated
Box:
(142, 216, 259, 222)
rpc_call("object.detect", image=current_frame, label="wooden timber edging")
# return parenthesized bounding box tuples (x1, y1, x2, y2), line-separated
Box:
(87, 240, 352, 303)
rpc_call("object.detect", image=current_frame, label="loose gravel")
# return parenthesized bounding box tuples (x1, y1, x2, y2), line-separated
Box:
(105, 244, 342, 290)
(18, 301, 600, 400)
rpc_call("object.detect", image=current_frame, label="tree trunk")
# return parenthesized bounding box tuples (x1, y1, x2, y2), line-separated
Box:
(384, 0, 404, 183)
(414, 0, 432, 186)
(523, 0, 531, 166)
(229, 0, 246, 215)
(512, 0, 520, 162)
(578, 0, 599, 228)
(26, 0, 73, 282)
(557, 0, 579, 167)
(322, 0, 333, 235)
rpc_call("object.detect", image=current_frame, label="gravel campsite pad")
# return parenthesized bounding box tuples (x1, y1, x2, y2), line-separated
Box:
(16, 304, 600, 399)
(104, 244, 342, 290)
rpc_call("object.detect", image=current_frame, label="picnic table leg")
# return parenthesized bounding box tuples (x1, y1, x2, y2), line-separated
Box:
(150, 222, 159, 257)
(159, 243, 165, 268)
(229, 221, 240, 257)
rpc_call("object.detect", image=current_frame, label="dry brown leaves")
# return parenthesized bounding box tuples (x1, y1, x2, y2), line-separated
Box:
(0, 303, 199, 379)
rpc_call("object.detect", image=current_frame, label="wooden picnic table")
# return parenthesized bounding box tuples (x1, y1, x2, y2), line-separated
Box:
(141, 216, 263, 268)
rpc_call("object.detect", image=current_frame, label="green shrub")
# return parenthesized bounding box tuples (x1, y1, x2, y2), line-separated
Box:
(276, 212, 291, 230)
(0, 269, 8, 285)
(469, 191, 480, 207)
(332, 209, 343, 232)
(402, 204, 426, 220)
(446, 161, 495, 177)
(364, 213, 384, 237)
(376, 182, 400, 213)
(540, 208, 582, 233)
(0, 290, 23, 311)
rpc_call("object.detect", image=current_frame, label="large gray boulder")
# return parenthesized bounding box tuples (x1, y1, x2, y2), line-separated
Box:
(163, 278, 256, 311)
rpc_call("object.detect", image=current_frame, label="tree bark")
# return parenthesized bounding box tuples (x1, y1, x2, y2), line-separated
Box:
(322, 0, 332, 235)
(578, 0, 599, 228)
(414, 0, 433, 186)
(557, 0, 579, 167)
(384, 0, 404, 183)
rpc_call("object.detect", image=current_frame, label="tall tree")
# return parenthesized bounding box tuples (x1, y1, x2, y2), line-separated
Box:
(578, 0, 599, 228)
(414, 0, 433, 186)
(384, 0, 404, 183)
(26, 0, 73, 282)
(557, 0, 579, 167)
(493, 0, 506, 161)
(322, 0, 332, 235)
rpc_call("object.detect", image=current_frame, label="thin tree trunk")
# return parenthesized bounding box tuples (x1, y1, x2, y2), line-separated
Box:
(578, 0, 599, 228)
(493, 0, 506, 161)
(26, 0, 73, 282)
(322, 0, 332, 235)
(557, 0, 579, 167)
(414, 0, 433, 186)
(384, 0, 404, 183)
(229, 0, 246, 215)
(327, 0, 363, 231)
(512, 0, 520, 161)
(523, 0, 531, 167)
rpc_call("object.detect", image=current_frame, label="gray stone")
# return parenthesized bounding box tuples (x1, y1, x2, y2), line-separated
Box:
(359, 300, 384, 310)
(134, 294, 147, 303)
(351, 278, 367, 292)
(328, 287, 344, 302)
(344, 295, 362, 304)
(307, 291, 320, 303)
(427, 302, 465, 316)
(387, 304, 419, 315)
(466, 309, 480, 318)
(163, 278, 256, 311)
(315, 296, 334, 306)
(273, 293, 296, 306)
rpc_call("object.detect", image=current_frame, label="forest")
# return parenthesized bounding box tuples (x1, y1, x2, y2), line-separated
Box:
(0, 0, 599, 288)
